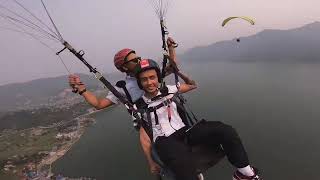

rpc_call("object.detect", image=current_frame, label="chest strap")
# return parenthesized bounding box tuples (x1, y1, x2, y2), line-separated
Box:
(147, 98, 173, 125)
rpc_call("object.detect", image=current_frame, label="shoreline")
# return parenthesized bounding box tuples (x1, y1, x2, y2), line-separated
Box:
(0, 109, 100, 179)
(34, 110, 99, 179)
(38, 110, 98, 170)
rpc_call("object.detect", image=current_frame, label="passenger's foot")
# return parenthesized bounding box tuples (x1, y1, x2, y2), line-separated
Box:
(232, 167, 261, 180)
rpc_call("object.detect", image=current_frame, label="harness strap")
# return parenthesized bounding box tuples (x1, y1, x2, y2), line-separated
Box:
(146, 109, 154, 141)
(172, 96, 197, 126)
(116, 80, 141, 130)
(153, 111, 159, 125)
(148, 98, 173, 126)
(148, 98, 173, 112)
(177, 95, 199, 122)
(135, 92, 200, 141)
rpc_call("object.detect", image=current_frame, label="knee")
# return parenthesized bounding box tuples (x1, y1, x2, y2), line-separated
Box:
(168, 158, 198, 180)
(219, 123, 240, 140)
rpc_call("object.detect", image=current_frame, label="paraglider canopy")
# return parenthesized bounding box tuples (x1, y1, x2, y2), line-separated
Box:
(222, 16, 255, 27)
(222, 16, 255, 43)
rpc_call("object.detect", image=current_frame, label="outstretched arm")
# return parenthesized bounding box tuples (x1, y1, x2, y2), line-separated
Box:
(68, 74, 114, 110)
(80, 90, 114, 110)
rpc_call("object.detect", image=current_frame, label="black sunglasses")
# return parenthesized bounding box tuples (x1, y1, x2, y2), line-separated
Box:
(124, 57, 141, 65)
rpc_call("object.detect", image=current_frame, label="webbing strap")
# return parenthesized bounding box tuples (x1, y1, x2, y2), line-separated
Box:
(147, 98, 173, 112)
(173, 97, 196, 126)
(146, 109, 153, 141)
(136, 93, 200, 141)
(154, 111, 159, 125)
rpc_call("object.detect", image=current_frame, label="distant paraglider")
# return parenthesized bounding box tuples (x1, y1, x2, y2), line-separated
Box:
(222, 16, 255, 27)
(222, 16, 255, 43)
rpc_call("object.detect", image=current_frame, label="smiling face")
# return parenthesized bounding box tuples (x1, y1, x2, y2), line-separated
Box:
(138, 69, 159, 96)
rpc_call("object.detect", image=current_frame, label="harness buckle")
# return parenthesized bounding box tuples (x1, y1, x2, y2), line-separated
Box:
(155, 124, 162, 130)
(162, 98, 172, 107)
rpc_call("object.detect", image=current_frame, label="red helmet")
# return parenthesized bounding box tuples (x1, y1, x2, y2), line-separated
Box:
(114, 48, 136, 72)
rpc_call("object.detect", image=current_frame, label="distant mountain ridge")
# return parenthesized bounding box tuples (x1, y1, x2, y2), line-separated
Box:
(181, 22, 320, 62)
(0, 72, 123, 112)
(2, 22, 320, 111)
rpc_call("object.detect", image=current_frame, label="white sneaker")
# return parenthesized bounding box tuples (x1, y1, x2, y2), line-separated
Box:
(197, 173, 204, 180)
(232, 167, 261, 180)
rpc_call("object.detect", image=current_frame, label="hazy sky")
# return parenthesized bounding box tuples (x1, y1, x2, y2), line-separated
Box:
(0, 0, 319, 85)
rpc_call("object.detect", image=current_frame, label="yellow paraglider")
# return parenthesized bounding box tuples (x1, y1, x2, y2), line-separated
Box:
(222, 16, 255, 43)
(222, 16, 255, 27)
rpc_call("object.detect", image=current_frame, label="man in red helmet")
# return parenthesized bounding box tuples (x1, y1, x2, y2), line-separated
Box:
(69, 37, 176, 107)
(68, 37, 177, 175)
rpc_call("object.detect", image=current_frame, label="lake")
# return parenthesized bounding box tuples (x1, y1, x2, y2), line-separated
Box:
(53, 62, 320, 180)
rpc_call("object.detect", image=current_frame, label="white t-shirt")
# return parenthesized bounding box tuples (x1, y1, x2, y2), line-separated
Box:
(142, 85, 186, 142)
(106, 76, 144, 104)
